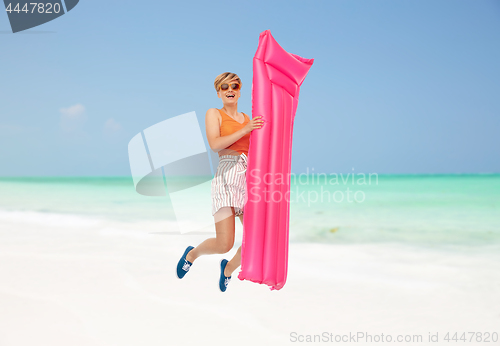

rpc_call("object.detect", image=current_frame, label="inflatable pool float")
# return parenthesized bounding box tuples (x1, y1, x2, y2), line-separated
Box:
(238, 30, 314, 290)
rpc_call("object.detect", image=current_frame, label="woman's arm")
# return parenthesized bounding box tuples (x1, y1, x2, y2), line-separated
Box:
(206, 108, 262, 152)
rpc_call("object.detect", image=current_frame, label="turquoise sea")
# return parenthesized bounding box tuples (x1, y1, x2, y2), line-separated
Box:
(1, 174, 499, 252)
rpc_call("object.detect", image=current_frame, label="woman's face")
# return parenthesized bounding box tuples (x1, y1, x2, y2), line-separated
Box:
(217, 79, 241, 105)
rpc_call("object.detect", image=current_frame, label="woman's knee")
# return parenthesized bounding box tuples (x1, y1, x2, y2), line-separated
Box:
(216, 238, 234, 253)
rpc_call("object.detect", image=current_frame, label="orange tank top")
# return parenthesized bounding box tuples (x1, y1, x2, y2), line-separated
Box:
(218, 108, 250, 156)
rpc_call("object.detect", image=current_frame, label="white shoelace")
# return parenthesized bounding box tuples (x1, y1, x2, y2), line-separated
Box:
(224, 277, 231, 287)
(182, 261, 191, 271)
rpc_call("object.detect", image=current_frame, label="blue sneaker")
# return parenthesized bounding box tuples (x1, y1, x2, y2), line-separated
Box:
(176, 246, 194, 279)
(219, 259, 232, 292)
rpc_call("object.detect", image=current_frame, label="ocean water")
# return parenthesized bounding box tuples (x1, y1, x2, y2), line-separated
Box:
(0, 175, 498, 252)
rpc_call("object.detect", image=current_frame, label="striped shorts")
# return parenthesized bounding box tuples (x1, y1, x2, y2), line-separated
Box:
(211, 153, 248, 216)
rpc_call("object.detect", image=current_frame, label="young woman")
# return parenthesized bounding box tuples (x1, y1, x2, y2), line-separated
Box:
(176, 72, 264, 292)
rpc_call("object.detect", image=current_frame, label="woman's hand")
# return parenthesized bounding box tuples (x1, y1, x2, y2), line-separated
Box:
(244, 116, 264, 134)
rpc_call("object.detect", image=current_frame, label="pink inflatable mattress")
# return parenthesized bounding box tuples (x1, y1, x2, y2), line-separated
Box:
(238, 30, 314, 290)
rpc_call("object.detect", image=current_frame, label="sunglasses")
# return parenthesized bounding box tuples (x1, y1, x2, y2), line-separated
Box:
(219, 83, 241, 91)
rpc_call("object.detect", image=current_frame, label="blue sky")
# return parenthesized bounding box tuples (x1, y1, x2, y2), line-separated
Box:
(1, 0, 499, 176)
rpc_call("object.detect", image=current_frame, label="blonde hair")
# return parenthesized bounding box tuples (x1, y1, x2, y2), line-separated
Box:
(214, 72, 242, 92)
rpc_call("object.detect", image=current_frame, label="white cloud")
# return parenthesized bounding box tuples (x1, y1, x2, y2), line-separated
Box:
(59, 103, 86, 132)
(60, 104, 85, 119)
(104, 118, 122, 133)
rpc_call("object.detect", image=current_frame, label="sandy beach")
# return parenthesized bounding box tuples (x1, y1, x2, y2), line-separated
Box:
(1, 211, 498, 346)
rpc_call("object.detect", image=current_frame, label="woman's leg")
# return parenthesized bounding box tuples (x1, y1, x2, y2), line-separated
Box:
(224, 214, 243, 277)
(186, 207, 236, 263)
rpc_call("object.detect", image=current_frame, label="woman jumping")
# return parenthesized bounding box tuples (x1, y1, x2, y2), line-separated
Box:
(175, 72, 264, 292)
